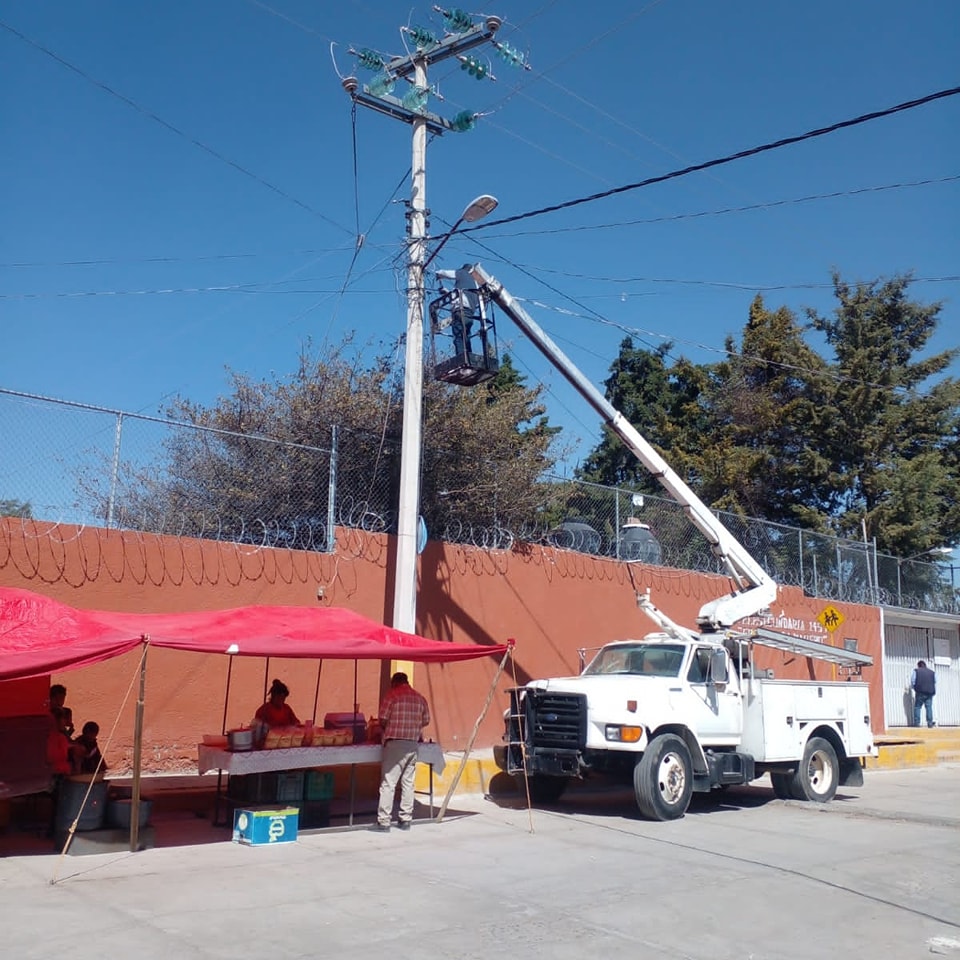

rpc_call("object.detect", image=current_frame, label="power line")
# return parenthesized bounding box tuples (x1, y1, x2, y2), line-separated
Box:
(486, 175, 960, 238)
(0, 19, 354, 236)
(8, 173, 954, 271)
(463, 85, 960, 232)
(514, 269, 960, 293)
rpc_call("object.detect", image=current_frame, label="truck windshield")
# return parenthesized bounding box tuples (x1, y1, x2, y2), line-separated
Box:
(582, 643, 686, 678)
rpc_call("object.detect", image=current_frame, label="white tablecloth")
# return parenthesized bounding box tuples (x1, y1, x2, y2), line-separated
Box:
(197, 741, 445, 776)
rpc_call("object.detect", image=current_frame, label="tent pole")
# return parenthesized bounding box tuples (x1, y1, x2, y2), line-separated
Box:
(352, 658, 359, 717)
(437, 644, 513, 823)
(312, 660, 323, 723)
(130, 638, 149, 853)
(263, 657, 270, 700)
(221, 654, 235, 735)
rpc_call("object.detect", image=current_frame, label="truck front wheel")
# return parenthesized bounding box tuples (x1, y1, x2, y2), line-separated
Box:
(789, 737, 839, 803)
(634, 734, 693, 821)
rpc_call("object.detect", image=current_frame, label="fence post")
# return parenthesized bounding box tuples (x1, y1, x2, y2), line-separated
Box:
(326, 425, 338, 554)
(107, 412, 124, 528)
(614, 488, 621, 560)
(798, 529, 804, 592)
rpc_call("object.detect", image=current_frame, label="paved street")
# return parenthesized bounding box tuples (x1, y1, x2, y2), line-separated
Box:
(3, 766, 959, 960)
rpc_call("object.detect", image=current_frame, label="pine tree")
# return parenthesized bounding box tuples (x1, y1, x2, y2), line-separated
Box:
(807, 273, 960, 554)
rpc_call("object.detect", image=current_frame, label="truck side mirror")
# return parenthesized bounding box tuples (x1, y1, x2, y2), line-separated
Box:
(710, 650, 728, 688)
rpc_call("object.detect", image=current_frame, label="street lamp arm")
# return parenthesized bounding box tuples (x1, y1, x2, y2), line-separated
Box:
(900, 547, 954, 563)
(422, 217, 464, 272)
(423, 194, 498, 272)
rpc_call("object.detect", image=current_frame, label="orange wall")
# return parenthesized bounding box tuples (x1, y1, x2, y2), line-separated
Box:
(0, 518, 883, 772)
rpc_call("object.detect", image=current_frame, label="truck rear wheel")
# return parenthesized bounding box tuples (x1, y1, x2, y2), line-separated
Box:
(523, 775, 569, 804)
(634, 734, 693, 821)
(789, 737, 839, 802)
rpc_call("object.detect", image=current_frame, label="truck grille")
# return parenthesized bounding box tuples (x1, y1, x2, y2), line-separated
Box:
(526, 691, 586, 749)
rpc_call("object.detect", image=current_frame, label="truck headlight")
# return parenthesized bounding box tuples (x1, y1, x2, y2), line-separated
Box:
(605, 725, 643, 743)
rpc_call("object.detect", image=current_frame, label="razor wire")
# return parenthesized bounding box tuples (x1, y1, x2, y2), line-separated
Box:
(1, 388, 956, 613)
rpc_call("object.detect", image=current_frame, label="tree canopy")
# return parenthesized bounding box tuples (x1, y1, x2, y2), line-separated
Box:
(90, 343, 561, 543)
(579, 274, 959, 556)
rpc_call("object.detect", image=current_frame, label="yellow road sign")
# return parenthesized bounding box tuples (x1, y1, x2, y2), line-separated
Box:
(817, 605, 845, 632)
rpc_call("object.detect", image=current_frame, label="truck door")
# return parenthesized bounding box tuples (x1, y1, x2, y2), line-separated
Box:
(686, 646, 742, 744)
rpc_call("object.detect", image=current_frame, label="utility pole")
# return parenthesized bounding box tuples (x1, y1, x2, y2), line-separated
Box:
(342, 8, 517, 637)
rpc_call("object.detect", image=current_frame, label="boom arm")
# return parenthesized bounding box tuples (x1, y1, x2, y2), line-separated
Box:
(473, 265, 777, 631)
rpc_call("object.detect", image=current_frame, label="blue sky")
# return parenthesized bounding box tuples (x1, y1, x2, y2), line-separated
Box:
(2, 0, 958, 483)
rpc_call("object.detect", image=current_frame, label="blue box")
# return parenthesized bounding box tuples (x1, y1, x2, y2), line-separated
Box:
(232, 807, 299, 846)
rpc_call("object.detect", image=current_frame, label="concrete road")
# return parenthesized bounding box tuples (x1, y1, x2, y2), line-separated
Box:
(3, 766, 959, 960)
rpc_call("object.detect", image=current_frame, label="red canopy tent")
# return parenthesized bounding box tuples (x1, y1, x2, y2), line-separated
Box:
(0, 586, 512, 856)
(0, 586, 508, 682)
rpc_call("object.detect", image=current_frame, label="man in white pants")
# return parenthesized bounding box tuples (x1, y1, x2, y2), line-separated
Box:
(374, 672, 430, 832)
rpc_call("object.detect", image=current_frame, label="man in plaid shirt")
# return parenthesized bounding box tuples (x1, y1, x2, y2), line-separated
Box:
(374, 672, 430, 831)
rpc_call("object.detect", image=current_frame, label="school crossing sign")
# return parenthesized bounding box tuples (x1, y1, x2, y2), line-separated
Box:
(817, 605, 845, 633)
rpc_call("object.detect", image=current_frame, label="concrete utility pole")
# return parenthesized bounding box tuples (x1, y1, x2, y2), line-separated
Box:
(343, 10, 504, 637)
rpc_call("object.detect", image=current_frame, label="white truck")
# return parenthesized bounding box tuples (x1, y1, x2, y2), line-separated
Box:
(457, 265, 878, 821)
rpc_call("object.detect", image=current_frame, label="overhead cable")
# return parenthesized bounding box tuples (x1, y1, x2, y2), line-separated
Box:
(0, 19, 354, 236)
(464, 85, 960, 231)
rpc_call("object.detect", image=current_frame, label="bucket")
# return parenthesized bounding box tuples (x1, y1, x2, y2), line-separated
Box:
(55, 777, 108, 833)
(106, 798, 153, 829)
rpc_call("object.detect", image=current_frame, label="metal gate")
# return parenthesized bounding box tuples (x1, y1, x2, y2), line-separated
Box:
(883, 618, 960, 727)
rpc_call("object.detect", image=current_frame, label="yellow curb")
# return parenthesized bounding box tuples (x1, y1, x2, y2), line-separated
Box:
(416, 755, 502, 797)
(418, 737, 960, 793)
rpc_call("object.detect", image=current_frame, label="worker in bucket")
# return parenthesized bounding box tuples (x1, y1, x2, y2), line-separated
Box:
(436, 264, 486, 358)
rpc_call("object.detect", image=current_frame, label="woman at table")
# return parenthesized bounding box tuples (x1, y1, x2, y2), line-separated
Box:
(255, 679, 300, 727)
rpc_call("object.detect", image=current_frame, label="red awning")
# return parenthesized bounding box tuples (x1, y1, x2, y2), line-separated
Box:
(0, 587, 509, 682)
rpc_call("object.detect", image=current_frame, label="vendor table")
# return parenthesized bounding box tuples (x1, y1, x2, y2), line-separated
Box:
(198, 741, 445, 826)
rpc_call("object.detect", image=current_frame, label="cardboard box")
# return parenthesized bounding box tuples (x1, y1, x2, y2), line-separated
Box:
(232, 807, 299, 846)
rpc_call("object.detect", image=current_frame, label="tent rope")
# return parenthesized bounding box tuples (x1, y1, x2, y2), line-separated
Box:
(436, 644, 514, 823)
(50, 640, 149, 883)
(508, 644, 535, 833)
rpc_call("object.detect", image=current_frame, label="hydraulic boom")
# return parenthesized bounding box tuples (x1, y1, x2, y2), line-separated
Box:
(471, 264, 778, 632)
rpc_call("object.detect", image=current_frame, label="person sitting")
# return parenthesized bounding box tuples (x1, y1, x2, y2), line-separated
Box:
(254, 679, 300, 728)
(70, 721, 106, 775)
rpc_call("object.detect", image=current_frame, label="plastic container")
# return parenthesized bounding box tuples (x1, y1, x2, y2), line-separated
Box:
(55, 776, 108, 833)
(275, 772, 304, 803)
(305, 770, 335, 801)
(323, 712, 366, 744)
(106, 798, 153, 829)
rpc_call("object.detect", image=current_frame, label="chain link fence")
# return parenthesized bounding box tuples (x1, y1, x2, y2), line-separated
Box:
(1, 388, 956, 613)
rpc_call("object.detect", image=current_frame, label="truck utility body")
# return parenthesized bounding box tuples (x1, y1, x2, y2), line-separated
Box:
(459, 264, 878, 820)
(503, 635, 874, 818)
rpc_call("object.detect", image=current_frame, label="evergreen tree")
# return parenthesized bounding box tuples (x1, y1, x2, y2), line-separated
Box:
(807, 273, 960, 554)
(705, 295, 833, 527)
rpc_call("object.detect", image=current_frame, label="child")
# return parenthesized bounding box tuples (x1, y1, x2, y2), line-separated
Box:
(71, 721, 105, 775)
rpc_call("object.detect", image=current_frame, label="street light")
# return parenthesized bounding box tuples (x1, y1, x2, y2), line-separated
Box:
(902, 547, 953, 563)
(392, 194, 499, 640)
(423, 195, 499, 272)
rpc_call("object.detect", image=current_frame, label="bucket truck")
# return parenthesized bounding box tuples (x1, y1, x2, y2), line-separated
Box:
(458, 265, 877, 821)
